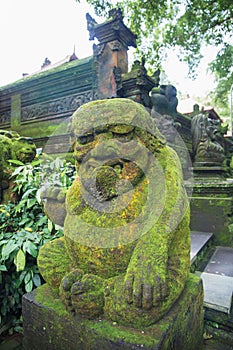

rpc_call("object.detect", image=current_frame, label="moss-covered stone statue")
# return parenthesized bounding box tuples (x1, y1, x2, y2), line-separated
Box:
(38, 99, 190, 328)
(0, 130, 36, 202)
(191, 113, 225, 165)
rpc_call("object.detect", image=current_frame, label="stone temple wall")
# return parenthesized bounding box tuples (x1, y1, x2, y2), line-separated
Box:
(0, 56, 95, 149)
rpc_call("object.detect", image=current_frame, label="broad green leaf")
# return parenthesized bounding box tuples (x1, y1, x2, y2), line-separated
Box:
(27, 198, 37, 209)
(1, 242, 18, 260)
(24, 271, 31, 284)
(0, 239, 9, 246)
(14, 249, 26, 272)
(22, 188, 36, 199)
(25, 279, 33, 293)
(31, 159, 41, 166)
(16, 231, 26, 237)
(11, 165, 25, 177)
(14, 276, 23, 288)
(48, 219, 53, 233)
(8, 159, 25, 166)
(36, 215, 48, 227)
(19, 270, 27, 283)
(0, 265, 7, 271)
(32, 274, 41, 287)
(18, 217, 30, 226)
(23, 241, 38, 257)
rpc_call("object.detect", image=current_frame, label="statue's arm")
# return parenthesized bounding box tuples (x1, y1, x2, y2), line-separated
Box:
(124, 146, 188, 310)
(124, 228, 169, 310)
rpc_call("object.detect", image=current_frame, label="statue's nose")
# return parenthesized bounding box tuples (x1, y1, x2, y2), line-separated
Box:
(95, 165, 119, 200)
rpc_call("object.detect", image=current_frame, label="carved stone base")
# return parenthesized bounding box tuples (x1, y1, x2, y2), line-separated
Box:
(192, 165, 225, 182)
(22, 274, 204, 350)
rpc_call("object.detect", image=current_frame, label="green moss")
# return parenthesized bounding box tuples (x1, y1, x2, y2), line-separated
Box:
(85, 319, 159, 348)
(35, 284, 69, 317)
(37, 237, 71, 289)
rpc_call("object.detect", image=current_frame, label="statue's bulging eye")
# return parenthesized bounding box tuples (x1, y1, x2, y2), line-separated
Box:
(77, 133, 94, 145)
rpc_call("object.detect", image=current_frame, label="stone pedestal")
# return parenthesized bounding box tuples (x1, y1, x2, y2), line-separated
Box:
(22, 274, 204, 350)
(188, 179, 233, 247)
(192, 165, 226, 182)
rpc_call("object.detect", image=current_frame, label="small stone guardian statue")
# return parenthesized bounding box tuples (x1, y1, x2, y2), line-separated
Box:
(191, 113, 225, 165)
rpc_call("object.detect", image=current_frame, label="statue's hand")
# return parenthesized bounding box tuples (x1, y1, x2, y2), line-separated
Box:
(40, 185, 67, 227)
(124, 265, 168, 310)
(59, 270, 104, 318)
(40, 184, 66, 202)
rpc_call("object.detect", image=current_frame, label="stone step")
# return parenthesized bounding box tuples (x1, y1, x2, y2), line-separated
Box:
(197, 246, 233, 330)
(204, 246, 233, 278)
(190, 231, 213, 265)
(200, 272, 233, 314)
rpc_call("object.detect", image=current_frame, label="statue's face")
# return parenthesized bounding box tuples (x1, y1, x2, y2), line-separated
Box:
(207, 119, 220, 140)
(73, 124, 148, 202)
(14, 137, 36, 163)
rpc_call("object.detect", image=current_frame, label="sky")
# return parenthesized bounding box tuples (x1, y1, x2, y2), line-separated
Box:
(0, 0, 218, 99)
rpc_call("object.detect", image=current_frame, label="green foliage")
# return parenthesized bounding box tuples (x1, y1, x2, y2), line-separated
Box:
(0, 157, 75, 336)
(208, 44, 233, 117)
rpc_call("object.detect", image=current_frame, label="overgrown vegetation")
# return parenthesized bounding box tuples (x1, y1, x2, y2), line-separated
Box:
(0, 156, 75, 336)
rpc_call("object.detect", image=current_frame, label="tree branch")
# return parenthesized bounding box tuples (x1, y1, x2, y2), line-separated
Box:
(191, 14, 233, 35)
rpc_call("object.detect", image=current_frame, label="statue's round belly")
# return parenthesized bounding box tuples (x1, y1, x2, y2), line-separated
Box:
(64, 235, 135, 278)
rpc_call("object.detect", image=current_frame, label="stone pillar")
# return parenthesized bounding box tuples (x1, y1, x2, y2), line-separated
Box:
(11, 94, 21, 128)
(87, 9, 137, 99)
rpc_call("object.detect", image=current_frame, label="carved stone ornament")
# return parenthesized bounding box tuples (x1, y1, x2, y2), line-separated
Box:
(108, 8, 123, 21)
(0, 112, 11, 125)
(21, 91, 93, 121)
(86, 7, 137, 49)
(86, 12, 98, 40)
(113, 66, 122, 91)
(109, 40, 122, 52)
(93, 43, 106, 61)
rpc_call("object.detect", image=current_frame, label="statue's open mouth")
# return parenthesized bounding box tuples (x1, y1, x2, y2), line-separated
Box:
(80, 159, 144, 202)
